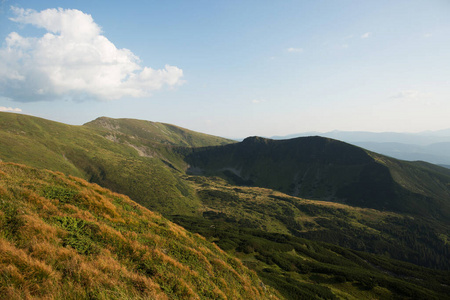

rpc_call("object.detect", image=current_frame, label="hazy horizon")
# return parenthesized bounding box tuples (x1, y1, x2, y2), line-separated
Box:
(1, 1, 449, 138)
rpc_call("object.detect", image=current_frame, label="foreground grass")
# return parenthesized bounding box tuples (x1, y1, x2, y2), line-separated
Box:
(0, 162, 277, 299)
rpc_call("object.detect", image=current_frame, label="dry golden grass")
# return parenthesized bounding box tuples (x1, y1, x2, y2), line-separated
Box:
(0, 162, 279, 299)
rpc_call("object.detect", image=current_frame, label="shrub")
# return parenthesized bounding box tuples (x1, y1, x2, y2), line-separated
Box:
(43, 186, 79, 203)
(54, 216, 100, 255)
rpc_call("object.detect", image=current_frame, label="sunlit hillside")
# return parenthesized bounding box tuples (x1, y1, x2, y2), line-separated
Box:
(1, 113, 450, 299)
(0, 112, 233, 216)
(0, 162, 277, 299)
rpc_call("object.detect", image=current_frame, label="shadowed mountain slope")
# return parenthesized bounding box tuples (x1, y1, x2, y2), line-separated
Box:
(2, 163, 450, 300)
(184, 136, 450, 221)
(176, 175, 450, 270)
(271, 130, 450, 166)
(0, 162, 277, 299)
(2, 113, 450, 298)
(171, 176, 450, 299)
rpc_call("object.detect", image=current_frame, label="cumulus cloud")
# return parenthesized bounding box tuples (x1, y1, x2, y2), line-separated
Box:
(0, 106, 22, 112)
(361, 32, 371, 39)
(287, 47, 303, 53)
(0, 7, 184, 102)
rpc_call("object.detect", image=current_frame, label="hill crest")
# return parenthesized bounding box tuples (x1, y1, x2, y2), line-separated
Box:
(185, 135, 450, 220)
(84, 116, 235, 148)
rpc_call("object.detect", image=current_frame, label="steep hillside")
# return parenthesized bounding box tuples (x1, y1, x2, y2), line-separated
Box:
(2, 113, 450, 298)
(0, 112, 232, 215)
(184, 136, 450, 221)
(0, 162, 277, 299)
(2, 163, 449, 299)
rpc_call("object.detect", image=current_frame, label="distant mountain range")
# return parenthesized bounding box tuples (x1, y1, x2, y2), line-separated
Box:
(270, 130, 450, 166)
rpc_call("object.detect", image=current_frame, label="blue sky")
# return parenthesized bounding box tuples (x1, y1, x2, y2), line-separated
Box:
(0, 0, 449, 138)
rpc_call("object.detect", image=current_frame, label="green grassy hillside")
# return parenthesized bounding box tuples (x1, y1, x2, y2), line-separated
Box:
(2, 113, 450, 299)
(0, 112, 233, 215)
(2, 162, 449, 300)
(0, 162, 277, 299)
(184, 136, 450, 221)
(84, 116, 235, 148)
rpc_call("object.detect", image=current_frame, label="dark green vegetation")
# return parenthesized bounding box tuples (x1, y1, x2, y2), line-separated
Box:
(184, 136, 450, 221)
(174, 217, 450, 299)
(1, 112, 450, 299)
(180, 176, 450, 270)
(0, 162, 276, 299)
(171, 176, 450, 299)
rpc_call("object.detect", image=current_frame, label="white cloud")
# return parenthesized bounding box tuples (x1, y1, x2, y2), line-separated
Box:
(391, 90, 435, 105)
(392, 90, 421, 99)
(0, 7, 184, 102)
(0, 106, 22, 112)
(251, 99, 265, 104)
(287, 47, 303, 53)
(361, 32, 371, 39)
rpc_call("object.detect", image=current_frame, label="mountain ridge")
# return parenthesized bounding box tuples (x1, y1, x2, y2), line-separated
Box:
(270, 129, 450, 165)
(0, 112, 234, 215)
(3, 112, 450, 221)
(2, 112, 450, 298)
(271, 129, 450, 145)
(84, 116, 235, 148)
(185, 135, 450, 221)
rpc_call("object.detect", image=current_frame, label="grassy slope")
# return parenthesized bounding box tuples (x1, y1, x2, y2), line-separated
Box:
(0, 113, 233, 215)
(171, 176, 450, 299)
(0, 162, 277, 300)
(2, 113, 450, 298)
(370, 152, 450, 219)
(84, 116, 235, 148)
(183, 136, 450, 221)
(177, 176, 450, 268)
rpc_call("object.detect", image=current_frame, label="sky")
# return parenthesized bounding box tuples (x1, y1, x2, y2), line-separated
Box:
(0, 0, 449, 138)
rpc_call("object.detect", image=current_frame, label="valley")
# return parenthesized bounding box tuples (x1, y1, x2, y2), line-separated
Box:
(1, 112, 450, 299)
